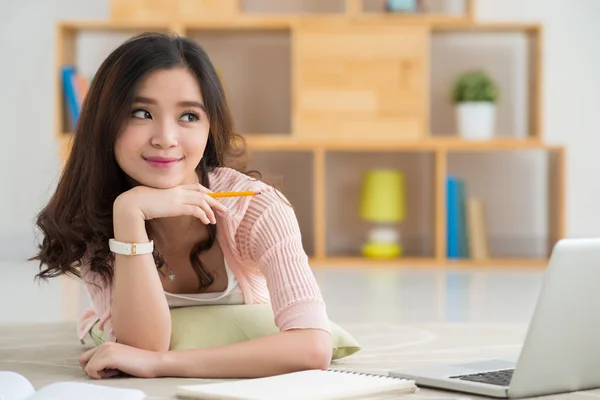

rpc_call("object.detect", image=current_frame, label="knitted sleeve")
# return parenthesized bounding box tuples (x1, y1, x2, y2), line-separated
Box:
(78, 264, 117, 343)
(242, 189, 331, 335)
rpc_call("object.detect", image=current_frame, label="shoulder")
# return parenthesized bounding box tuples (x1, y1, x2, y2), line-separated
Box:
(210, 167, 299, 250)
(208, 167, 264, 192)
(209, 167, 291, 220)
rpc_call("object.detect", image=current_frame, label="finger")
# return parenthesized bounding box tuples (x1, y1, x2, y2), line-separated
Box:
(99, 368, 120, 379)
(194, 193, 226, 214)
(84, 358, 104, 379)
(79, 346, 99, 368)
(183, 205, 211, 225)
(184, 193, 218, 224)
(199, 198, 217, 224)
(203, 194, 228, 213)
(86, 354, 115, 380)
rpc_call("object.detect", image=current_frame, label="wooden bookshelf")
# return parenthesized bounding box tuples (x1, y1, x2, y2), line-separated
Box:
(54, 0, 565, 268)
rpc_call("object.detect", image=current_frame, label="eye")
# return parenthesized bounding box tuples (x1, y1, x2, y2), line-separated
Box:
(132, 109, 152, 119)
(180, 112, 200, 123)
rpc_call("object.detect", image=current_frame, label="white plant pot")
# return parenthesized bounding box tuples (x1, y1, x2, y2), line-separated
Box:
(456, 102, 496, 140)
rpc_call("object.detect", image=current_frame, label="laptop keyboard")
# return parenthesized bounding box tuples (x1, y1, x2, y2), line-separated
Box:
(449, 369, 514, 386)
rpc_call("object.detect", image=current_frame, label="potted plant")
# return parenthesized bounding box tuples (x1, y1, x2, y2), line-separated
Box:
(452, 70, 499, 140)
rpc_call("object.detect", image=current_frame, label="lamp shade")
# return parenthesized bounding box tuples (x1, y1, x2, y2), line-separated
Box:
(360, 169, 406, 223)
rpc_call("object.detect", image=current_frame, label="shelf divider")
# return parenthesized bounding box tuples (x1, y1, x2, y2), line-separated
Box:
(313, 148, 326, 261)
(435, 148, 448, 263)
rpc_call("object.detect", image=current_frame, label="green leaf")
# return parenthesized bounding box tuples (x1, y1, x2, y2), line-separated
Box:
(451, 70, 499, 103)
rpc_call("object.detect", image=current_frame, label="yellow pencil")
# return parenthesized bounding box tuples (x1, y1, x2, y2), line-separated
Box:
(209, 191, 262, 198)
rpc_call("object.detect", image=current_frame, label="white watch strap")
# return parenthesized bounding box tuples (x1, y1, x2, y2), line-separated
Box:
(109, 239, 154, 255)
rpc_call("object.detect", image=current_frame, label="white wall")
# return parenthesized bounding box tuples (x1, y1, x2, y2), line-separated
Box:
(1, 0, 600, 264)
(0, 0, 110, 262)
(476, 0, 600, 240)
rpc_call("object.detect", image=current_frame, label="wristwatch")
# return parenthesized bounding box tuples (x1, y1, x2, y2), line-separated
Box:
(109, 239, 154, 255)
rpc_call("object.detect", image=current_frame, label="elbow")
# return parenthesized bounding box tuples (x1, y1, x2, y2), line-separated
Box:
(117, 334, 171, 353)
(306, 349, 332, 371)
(111, 310, 171, 352)
(113, 324, 171, 352)
(300, 330, 333, 371)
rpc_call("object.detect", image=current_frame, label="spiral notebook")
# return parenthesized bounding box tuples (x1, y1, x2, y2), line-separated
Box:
(175, 369, 417, 400)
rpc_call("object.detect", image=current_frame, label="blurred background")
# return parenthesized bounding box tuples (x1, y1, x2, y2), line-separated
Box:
(1, 0, 599, 327)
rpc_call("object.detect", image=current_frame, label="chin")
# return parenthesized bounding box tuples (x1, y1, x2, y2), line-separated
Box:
(128, 174, 185, 189)
(146, 178, 184, 189)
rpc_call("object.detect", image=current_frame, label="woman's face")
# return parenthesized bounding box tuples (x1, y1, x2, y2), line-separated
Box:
(115, 67, 210, 189)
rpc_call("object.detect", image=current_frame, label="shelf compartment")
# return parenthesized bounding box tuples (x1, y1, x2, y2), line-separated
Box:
(362, 0, 473, 18)
(56, 23, 173, 135)
(244, 150, 315, 257)
(429, 24, 542, 141)
(324, 150, 436, 259)
(187, 28, 291, 136)
(241, 0, 346, 15)
(445, 148, 560, 261)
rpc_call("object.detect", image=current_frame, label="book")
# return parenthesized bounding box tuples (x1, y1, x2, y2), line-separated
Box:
(457, 178, 470, 258)
(0, 371, 146, 400)
(467, 197, 490, 260)
(446, 176, 461, 258)
(176, 369, 417, 400)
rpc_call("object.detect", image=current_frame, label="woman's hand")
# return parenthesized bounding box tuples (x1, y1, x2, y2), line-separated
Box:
(79, 342, 164, 379)
(114, 183, 227, 225)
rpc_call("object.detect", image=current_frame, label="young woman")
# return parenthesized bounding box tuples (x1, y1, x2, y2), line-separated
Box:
(31, 32, 332, 380)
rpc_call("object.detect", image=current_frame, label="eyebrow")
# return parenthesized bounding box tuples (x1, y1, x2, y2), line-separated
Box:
(133, 96, 206, 112)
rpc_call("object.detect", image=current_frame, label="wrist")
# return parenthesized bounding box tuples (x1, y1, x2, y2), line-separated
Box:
(155, 350, 176, 378)
(113, 193, 143, 220)
(113, 197, 148, 244)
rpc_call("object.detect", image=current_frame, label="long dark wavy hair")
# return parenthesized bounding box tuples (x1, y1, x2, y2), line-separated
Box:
(30, 32, 255, 289)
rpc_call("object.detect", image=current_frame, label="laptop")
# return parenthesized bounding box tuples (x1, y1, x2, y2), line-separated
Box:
(389, 238, 600, 398)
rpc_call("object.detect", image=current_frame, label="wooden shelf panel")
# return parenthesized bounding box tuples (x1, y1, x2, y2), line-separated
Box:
(185, 17, 294, 30)
(432, 22, 542, 33)
(309, 257, 548, 268)
(59, 20, 173, 31)
(445, 258, 548, 267)
(243, 135, 555, 151)
(57, 17, 541, 33)
(310, 257, 439, 267)
(59, 132, 560, 152)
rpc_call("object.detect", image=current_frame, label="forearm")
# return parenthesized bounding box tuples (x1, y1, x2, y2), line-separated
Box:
(158, 329, 332, 379)
(111, 206, 171, 351)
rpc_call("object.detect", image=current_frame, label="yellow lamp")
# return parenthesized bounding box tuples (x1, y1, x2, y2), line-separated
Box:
(360, 169, 406, 258)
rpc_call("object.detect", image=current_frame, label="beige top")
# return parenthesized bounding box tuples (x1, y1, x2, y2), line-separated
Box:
(163, 259, 245, 308)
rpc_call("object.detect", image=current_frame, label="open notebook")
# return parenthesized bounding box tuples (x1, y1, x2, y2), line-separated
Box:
(176, 369, 418, 400)
(0, 371, 146, 400)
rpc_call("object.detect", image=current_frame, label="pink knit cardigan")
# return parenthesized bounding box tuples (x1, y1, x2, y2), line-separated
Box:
(77, 167, 331, 342)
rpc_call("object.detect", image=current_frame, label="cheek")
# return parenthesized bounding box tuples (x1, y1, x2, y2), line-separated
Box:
(182, 129, 210, 159)
(114, 129, 144, 167)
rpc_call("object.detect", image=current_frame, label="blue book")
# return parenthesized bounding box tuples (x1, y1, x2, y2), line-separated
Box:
(446, 176, 460, 258)
(61, 65, 79, 130)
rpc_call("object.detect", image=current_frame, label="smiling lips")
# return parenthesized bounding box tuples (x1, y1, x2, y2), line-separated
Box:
(144, 156, 182, 169)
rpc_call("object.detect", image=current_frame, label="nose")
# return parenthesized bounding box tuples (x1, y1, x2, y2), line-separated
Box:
(150, 120, 178, 149)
